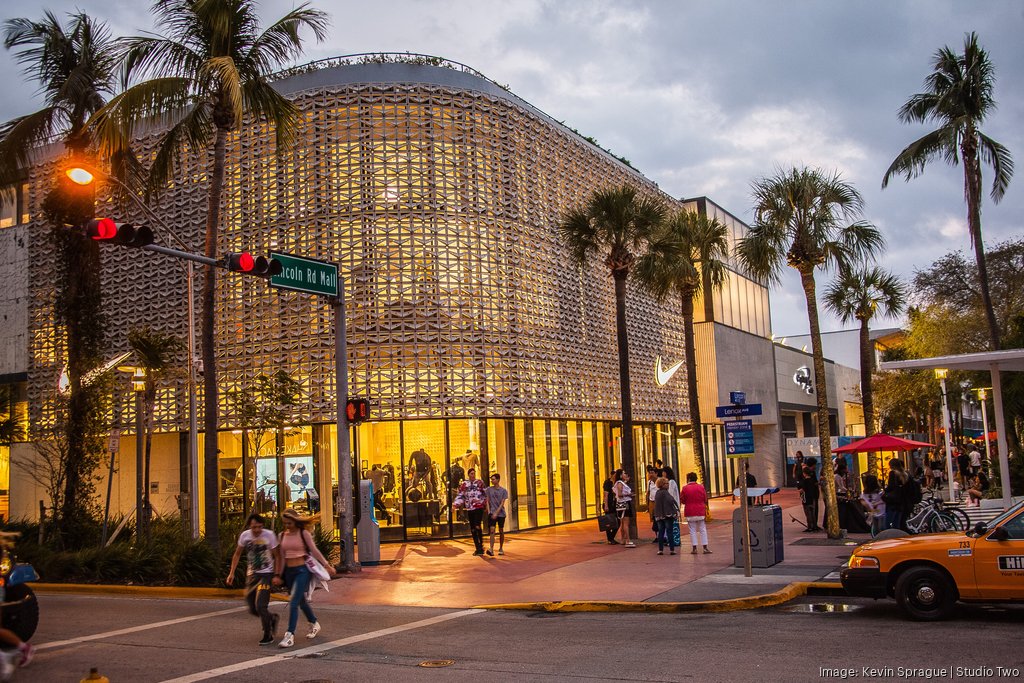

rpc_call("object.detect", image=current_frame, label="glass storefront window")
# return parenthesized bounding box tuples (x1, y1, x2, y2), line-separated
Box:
(528, 419, 551, 527)
(486, 418, 519, 531)
(564, 421, 583, 521)
(514, 419, 532, 530)
(402, 420, 447, 539)
(356, 421, 402, 540)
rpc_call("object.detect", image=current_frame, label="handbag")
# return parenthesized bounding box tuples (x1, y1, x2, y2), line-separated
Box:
(615, 500, 628, 512)
(597, 514, 618, 532)
(671, 517, 681, 547)
(300, 530, 331, 582)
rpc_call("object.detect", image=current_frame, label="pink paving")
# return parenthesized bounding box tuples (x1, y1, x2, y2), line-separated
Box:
(316, 489, 850, 608)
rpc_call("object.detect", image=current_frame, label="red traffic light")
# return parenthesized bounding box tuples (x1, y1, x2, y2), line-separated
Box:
(346, 397, 370, 425)
(85, 218, 153, 247)
(224, 252, 282, 276)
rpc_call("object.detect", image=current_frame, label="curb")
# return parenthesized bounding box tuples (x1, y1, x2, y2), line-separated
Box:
(34, 583, 244, 599)
(474, 581, 845, 613)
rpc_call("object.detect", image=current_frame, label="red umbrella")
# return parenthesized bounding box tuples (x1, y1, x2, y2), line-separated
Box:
(832, 433, 935, 453)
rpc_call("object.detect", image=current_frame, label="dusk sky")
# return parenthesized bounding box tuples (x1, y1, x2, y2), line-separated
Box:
(2, 0, 1022, 337)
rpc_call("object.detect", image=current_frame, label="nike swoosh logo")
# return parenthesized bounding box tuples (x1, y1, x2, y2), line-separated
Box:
(655, 355, 684, 386)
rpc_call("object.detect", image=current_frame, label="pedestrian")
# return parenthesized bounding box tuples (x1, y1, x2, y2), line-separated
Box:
(956, 447, 970, 487)
(274, 510, 336, 648)
(660, 466, 681, 548)
(930, 454, 944, 491)
(859, 474, 885, 537)
(969, 445, 983, 476)
(646, 466, 659, 542)
(652, 477, 680, 555)
(226, 513, 280, 646)
(602, 474, 620, 544)
(798, 458, 821, 532)
(485, 473, 508, 556)
(735, 462, 757, 506)
(454, 467, 488, 555)
(792, 451, 806, 486)
(680, 472, 711, 554)
(967, 470, 990, 507)
(612, 468, 636, 548)
(882, 459, 907, 530)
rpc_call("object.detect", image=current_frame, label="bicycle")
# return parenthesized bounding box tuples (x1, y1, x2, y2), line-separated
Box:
(904, 495, 964, 534)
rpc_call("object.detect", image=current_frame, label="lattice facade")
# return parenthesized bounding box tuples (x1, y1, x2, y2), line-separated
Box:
(24, 63, 691, 434)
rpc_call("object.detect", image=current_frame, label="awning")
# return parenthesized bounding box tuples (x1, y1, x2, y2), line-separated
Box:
(832, 433, 934, 453)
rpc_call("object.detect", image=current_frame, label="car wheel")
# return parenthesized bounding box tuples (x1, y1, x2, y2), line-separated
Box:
(895, 566, 956, 621)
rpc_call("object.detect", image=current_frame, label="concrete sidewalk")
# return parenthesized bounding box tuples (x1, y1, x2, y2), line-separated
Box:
(314, 489, 863, 611)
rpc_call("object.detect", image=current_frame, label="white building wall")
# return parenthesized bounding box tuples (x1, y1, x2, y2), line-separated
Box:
(0, 226, 28, 375)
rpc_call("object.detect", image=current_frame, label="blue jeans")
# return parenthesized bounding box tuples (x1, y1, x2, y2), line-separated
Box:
(283, 564, 317, 634)
(656, 518, 676, 551)
(885, 508, 903, 531)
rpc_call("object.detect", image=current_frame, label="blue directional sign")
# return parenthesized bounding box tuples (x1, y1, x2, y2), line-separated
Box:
(715, 403, 763, 418)
(725, 419, 755, 457)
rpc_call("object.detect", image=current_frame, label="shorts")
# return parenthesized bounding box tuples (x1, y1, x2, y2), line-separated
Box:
(616, 502, 634, 519)
(488, 515, 506, 531)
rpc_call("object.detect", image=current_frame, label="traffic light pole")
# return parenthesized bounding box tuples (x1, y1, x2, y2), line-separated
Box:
(334, 292, 358, 573)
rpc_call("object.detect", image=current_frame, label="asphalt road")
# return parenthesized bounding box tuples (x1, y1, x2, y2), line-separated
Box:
(23, 593, 1024, 682)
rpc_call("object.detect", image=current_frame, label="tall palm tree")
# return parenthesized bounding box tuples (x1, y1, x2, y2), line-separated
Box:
(738, 167, 883, 539)
(824, 267, 907, 475)
(1, 12, 120, 545)
(128, 327, 183, 542)
(558, 185, 666, 483)
(91, 0, 328, 549)
(883, 32, 1013, 351)
(635, 209, 728, 498)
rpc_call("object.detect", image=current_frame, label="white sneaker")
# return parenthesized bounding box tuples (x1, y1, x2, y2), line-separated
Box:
(306, 622, 321, 639)
(279, 632, 294, 648)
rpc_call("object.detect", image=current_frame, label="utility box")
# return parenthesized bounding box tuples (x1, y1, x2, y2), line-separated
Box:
(733, 504, 784, 568)
(356, 479, 381, 566)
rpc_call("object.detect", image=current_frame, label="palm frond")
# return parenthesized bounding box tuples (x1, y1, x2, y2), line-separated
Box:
(146, 102, 214, 194)
(882, 128, 958, 188)
(201, 56, 244, 128)
(978, 133, 1014, 202)
(247, 4, 329, 74)
(0, 107, 64, 174)
(242, 79, 298, 150)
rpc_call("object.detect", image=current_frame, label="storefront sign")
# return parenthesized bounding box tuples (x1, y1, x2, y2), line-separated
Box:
(725, 419, 755, 457)
(654, 356, 683, 386)
(793, 366, 814, 394)
(715, 403, 763, 418)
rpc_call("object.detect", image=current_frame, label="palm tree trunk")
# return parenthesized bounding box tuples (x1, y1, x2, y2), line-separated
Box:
(800, 268, 840, 538)
(202, 124, 228, 550)
(681, 291, 710, 496)
(613, 270, 635, 479)
(143, 382, 156, 542)
(858, 317, 878, 476)
(962, 135, 1001, 350)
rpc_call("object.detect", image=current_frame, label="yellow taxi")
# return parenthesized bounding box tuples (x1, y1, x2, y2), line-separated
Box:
(841, 500, 1024, 620)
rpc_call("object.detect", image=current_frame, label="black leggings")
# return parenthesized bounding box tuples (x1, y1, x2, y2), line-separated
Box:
(245, 574, 274, 637)
(468, 508, 485, 551)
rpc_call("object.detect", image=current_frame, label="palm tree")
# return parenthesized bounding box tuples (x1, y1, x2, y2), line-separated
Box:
(636, 209, 728, 499)
(883, 32, 1013, 351)
(738, 167, 883, 539)
(91, 0, 329, 549)
(128, 326, 183, 542)
(1, 12, 120, 545)
(558, 185, 666, 483)
(824, 267, 907, 475)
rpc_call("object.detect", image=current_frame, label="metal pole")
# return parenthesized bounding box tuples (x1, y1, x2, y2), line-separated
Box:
(135, 390, 144, 543)
(334, 294, 358, 572)
(990, 365, 1012, 510)
(101, 448, 116, 546)
(980, 393, 991, 472)
(939, 378, 955, 502)
(741, 459, 751, 577)
(187, 262, 200, 539)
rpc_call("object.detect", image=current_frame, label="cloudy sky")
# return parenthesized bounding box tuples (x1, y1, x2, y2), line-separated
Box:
(2, 0, 1022, 336)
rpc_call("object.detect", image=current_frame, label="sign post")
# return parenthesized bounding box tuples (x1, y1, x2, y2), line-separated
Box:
(718, 399, 761, 578)
(268, 252, 358, 573)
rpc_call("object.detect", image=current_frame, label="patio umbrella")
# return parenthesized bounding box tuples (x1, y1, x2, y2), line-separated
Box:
(832, 433, 935, 453)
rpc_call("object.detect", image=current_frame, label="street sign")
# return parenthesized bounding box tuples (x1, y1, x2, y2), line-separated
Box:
(715, 403, 763, 418)
(108, 429, 121, 453)
(725, 419, 755, 457)
(729, 391, 746, 405)
(269, 252, 339, 297)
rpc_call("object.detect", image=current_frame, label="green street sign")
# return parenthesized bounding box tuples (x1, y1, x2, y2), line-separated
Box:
(270, 252, 338, 297)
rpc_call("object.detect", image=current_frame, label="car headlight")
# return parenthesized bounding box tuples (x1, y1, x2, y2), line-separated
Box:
(848, 555, 880, 570)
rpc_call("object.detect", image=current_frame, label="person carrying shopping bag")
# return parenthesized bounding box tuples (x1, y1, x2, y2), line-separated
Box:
(273, 509, 336, 648)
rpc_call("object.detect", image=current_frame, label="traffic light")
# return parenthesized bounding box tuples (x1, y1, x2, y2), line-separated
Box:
(223, 252, 283, 276)
(85, 218, 154, 247)
(346, 397, 370, 425)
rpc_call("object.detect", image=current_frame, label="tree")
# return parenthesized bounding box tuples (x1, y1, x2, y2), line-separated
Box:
(883, 32, 1014, 351)
(227, 370, 302, 515)
(1, 12, 120, 546)
(738, 167, 883, 539)
(558, 185, 666, 484)
(91, 0, 329, 549)
(635, 209, 728, 498)
(824, 266, 906, 475)
(128, 327, 184, 542)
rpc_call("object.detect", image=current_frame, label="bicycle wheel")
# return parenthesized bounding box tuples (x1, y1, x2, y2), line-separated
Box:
(928, 511, 958, 533)
(945, 506, 971, 531)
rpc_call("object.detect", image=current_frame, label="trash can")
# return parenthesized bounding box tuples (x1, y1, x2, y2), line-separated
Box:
(733, 504, 784, 568)
(356, 479, 381, 566)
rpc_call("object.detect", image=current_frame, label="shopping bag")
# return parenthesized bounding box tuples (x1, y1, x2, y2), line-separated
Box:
(672, 518, 681, 547)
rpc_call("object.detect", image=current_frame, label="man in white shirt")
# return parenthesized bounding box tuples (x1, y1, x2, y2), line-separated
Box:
(969, 447, 983, 476)
(227, 513, 280, 646)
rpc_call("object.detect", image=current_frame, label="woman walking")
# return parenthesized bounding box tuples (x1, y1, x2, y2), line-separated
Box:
(274, 510, 336, 648)
(680, 472, 711, 554)
(612, 469, 636, 547)
(652, 477, 680, 555)
(883, 459, 908, 530)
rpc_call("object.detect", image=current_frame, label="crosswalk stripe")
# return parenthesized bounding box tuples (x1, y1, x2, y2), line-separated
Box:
(37, 606, 247, 651)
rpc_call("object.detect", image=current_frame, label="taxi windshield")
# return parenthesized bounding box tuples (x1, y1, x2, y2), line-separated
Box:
(973, 499, 1024, 534)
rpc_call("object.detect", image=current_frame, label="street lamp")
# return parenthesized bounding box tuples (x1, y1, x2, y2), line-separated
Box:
(67, 164, 201, 540)
(934, 369, 956, 500)
(974, 387, 993, 475)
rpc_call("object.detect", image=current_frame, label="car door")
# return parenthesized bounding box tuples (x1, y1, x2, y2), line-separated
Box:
(973, 508, 1024, 600)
